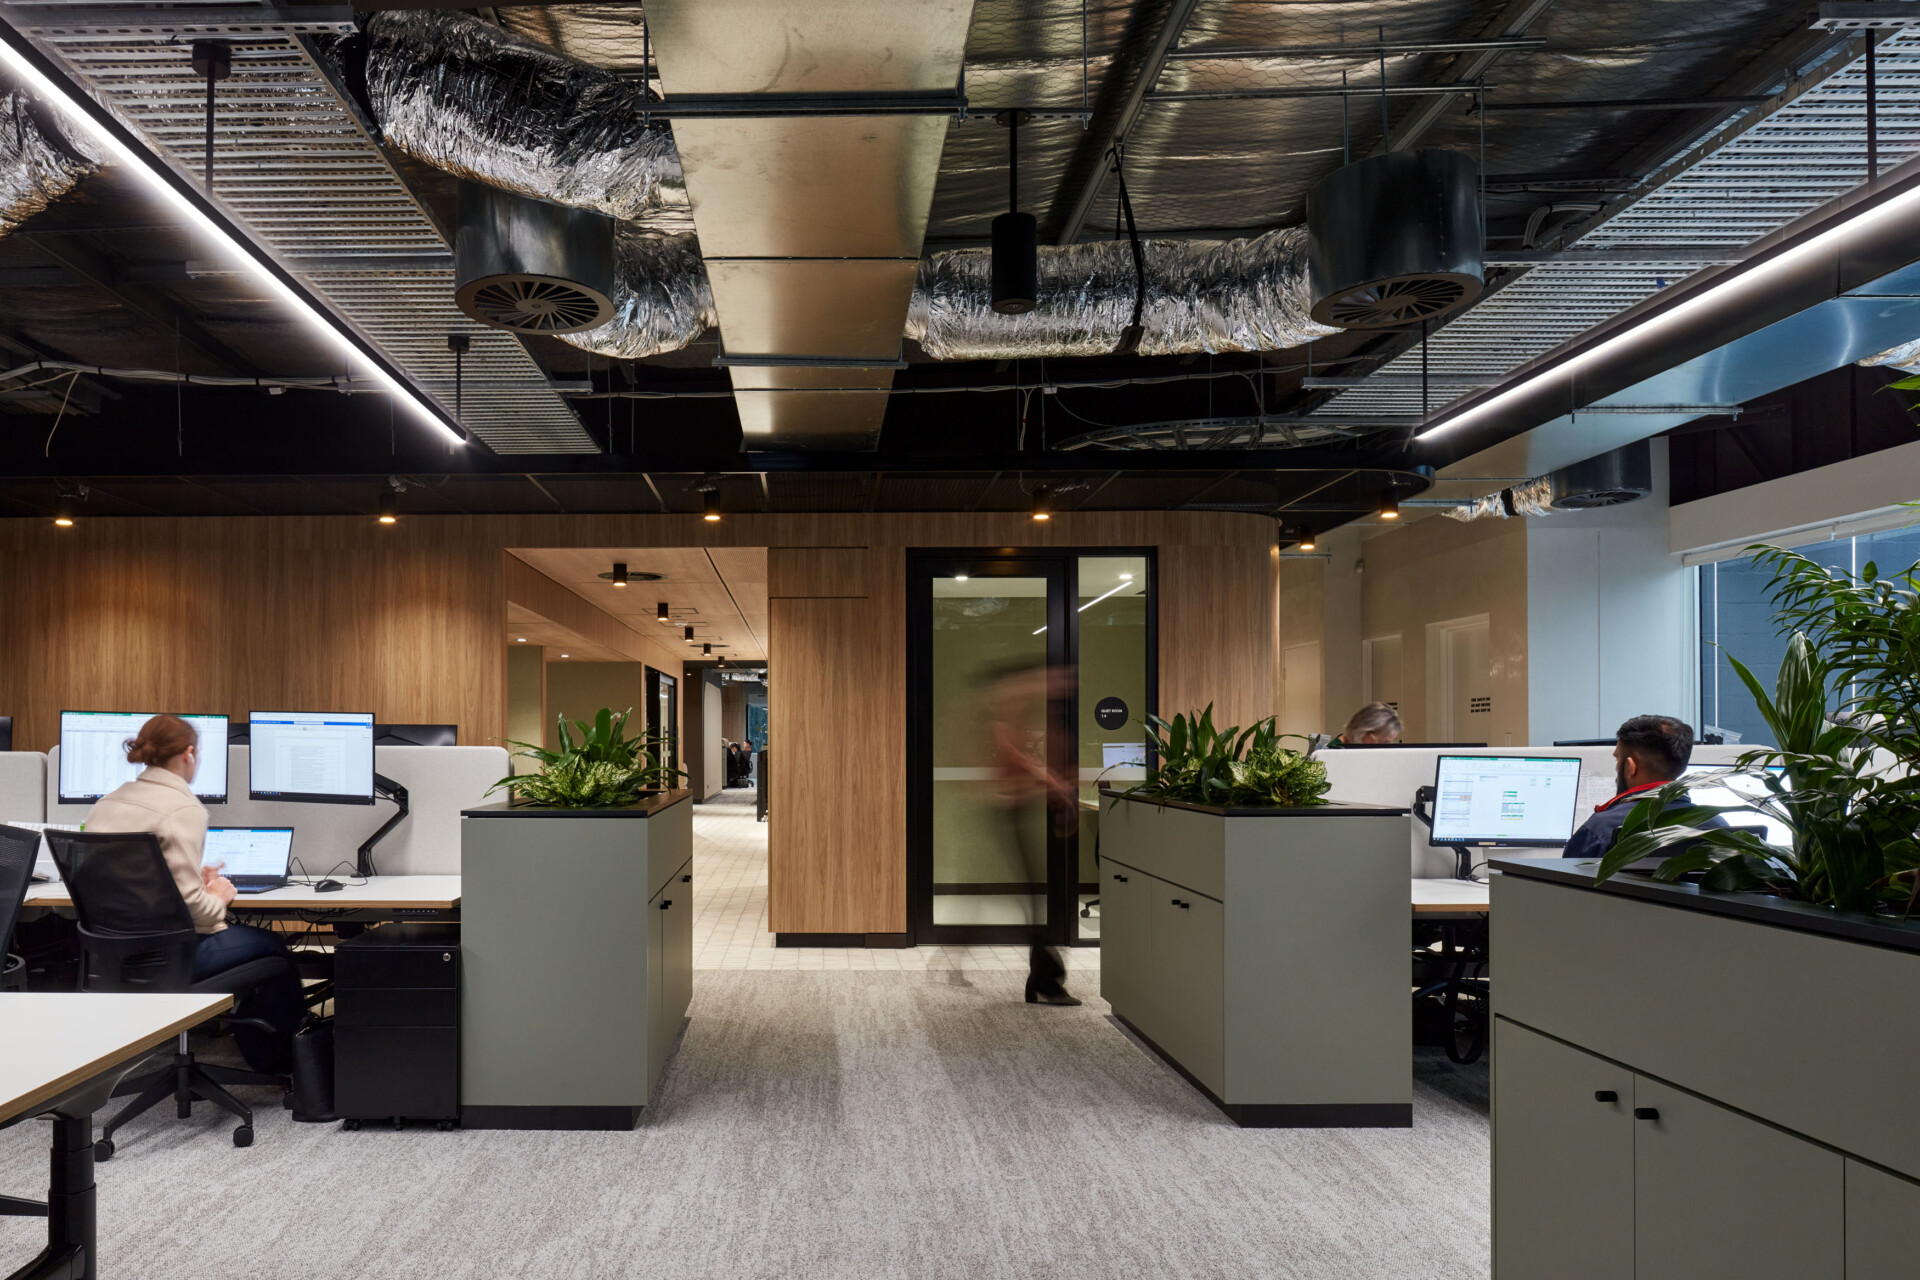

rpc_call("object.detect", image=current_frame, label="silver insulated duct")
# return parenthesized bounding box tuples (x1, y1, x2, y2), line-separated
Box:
(1306, 150, 1484, 329)
(561, 228, 716, 360)
(1, 79, 101, 239)
(1444, 441, 1652, 521)
(358, 9, 687, 231)
(455, 183, 615, 334)
(905, 228, 1335, 361)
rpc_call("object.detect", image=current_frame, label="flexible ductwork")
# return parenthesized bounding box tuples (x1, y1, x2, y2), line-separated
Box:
(1, 80, 101, 239)
(905, 228, 1336, 361)
(1858, 338, 1920, 374)
(354, 10, 688, 231)
(557, 228, 716, 360)
(1443, 442, 1652, 521)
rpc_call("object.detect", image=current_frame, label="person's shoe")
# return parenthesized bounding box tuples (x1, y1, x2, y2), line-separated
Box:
(1025, 976, 1083, 1006)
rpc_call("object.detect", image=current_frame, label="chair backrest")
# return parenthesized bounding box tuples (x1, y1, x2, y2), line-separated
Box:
(46, 830, 199, 992)
(0, 823, 38, 957)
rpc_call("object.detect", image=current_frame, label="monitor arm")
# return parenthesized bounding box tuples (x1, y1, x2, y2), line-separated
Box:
(356, 772, 409, 878)
(1413, 785, 1479, 881)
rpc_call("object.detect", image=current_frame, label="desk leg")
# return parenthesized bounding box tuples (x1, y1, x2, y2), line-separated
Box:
(6, 1114, 93, 1280)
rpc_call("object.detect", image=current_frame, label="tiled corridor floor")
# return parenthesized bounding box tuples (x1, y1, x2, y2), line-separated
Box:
(691, 789, 1099, 977)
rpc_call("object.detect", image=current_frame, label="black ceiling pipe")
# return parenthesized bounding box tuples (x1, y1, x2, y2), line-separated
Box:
(991, 110, 1037, 315)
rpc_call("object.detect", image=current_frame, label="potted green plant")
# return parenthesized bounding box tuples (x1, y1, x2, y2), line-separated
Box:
(1099, 704, 1412, 1129)
(1595, 545, 1920, 910)
(489, 707, 683, 808)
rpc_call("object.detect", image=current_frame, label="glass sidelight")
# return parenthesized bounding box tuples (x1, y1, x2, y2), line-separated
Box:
(907, 550, 1154, 946)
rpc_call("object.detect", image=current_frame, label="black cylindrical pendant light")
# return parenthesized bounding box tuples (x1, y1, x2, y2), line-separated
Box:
(611, 561, 630, 587)
(657, 601, 670, 623)
(991, 111, 1037, 315)
(683, 624, 695, 644)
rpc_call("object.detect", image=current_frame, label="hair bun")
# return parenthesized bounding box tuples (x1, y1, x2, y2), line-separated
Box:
(122, 714, 198, 768)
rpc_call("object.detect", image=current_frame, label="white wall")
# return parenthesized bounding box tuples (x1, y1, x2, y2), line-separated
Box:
(1526, 440, 1696, 745)
(1670, 435, 1920, 556)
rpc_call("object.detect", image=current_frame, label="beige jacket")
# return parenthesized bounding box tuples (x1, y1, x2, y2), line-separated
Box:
(85, 767, 226, 934)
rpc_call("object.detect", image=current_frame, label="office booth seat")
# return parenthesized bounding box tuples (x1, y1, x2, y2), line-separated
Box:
(0, 824, 36, 991)
(45, 831, 294, 1157)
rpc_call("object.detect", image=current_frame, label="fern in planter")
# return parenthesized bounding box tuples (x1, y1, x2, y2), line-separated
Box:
(1595, 546, 1920, 911)
(1129, 704, 1329, 808)
(490, 707, 684, 809)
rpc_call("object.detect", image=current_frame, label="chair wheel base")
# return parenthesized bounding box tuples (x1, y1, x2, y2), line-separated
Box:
(93, 1138, 114, 1162)
(232, 1125, 253, 1148)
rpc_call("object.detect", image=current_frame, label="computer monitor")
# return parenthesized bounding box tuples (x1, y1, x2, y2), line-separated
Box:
(1102, 742, 1147, 769)
(0, 716, 12, 752)
(248, 711, 375, 805)
(1429, 755, 1583, 847)
(58, 710, 229, 805)
(1681, 765, 1792, 848)
(373, 723, 457, 747)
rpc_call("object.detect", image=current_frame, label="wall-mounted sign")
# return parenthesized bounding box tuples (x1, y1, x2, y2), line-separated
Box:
(1094, 697, 1129, 731)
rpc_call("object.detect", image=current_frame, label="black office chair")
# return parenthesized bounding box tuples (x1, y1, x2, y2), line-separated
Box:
(46, 830, 293, 1157)
(0, 823, 37, 992)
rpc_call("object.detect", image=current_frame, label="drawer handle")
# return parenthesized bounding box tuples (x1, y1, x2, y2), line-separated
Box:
(660, 900, 673, 910)
(1633, 1107, 1659, 1121)
(1172, 899, 1189, 909)
(1113, 874, 1129, 883)
(682, 874, 693, 883)
(1593, 1090, 1618, 1103)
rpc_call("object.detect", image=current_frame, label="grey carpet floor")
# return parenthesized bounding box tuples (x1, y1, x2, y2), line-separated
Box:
(1, 972, 1489, 1279)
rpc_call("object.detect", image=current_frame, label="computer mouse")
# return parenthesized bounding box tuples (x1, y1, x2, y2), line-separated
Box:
(315, 878, 345, 893)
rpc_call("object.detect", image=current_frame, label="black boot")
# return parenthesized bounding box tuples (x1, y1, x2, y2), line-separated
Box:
(1025, 945, 1081, 1006)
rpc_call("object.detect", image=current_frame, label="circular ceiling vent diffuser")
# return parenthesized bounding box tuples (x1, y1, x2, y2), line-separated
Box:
(458, 276, 611, 334)
(595, 568, 666, 583)
(1307, 149, 1485, 330)
(454, 182, 615, 336)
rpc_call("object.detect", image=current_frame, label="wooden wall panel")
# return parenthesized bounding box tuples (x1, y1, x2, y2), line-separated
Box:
(767, 547, 870, 598)
(767, 593, 901, 934)
(1157, 541, 1278, 730)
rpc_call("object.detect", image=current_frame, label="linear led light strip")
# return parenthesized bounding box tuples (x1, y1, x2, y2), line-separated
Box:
(0, 21, 468, 446)
(1416, 177, 1920, 442)
(1033, 577, 1138, 634)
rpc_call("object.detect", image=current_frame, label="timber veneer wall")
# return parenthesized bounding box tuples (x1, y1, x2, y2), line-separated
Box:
(0, 510, 1278, 935)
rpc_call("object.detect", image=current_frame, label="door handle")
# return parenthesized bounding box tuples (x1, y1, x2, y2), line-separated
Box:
(1594, 1091, 1618, 1103)
(1633, 1107, 1659, 1121)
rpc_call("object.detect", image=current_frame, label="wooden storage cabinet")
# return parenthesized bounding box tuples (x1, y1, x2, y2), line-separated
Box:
(1495, 1020, 1844, 1280)
(1492, 863, 1920, 1279)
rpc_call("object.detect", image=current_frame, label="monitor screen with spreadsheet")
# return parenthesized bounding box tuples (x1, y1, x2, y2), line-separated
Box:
(58, 710, 229, 805)
(1429, 755, 1582, 847)
(248, 711, 375, 805)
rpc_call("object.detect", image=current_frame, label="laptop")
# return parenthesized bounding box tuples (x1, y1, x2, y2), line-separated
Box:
(205, 827, 296, 893)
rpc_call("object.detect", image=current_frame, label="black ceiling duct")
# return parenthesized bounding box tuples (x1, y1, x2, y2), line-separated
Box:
(991, 111, 1037, 316)
(1306, 149, 1484, 329)
(1550, 439, 1654, 509)
(454, 182, 616, 335)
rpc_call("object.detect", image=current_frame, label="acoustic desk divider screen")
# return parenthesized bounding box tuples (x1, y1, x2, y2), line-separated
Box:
(249, 711, 375, 805)
(58, 710, 230, 805)
(374, 724, 458, 747)
(1429, 755, 1582, 848)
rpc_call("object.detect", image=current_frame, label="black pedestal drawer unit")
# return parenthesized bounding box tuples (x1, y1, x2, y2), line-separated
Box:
(335, 923, 460, 1128)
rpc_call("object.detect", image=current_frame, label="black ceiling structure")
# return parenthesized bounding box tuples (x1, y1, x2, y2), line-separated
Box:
(0, 0, 1886, 525)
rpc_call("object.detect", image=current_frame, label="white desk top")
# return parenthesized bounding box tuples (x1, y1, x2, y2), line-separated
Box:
(26, 874, 461, 911)
(1411, 878, 1491, 913)
(0, 992, 231, 1124)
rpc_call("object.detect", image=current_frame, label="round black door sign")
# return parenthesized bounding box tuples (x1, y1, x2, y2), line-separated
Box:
(1094, 697, 1130, 731)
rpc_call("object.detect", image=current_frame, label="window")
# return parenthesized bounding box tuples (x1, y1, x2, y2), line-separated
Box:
(1698, 524, 1920, 746)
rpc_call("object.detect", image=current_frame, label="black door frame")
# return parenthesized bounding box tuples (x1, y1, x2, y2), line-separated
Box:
(645, 666, 679, 773)
(905, 547, 1158, 946)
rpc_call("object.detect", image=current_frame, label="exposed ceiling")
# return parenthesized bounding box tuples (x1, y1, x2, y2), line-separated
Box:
(0, 0, 1911, 534)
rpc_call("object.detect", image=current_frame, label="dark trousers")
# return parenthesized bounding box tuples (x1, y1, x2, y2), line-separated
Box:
(194, 923, 302, 1073)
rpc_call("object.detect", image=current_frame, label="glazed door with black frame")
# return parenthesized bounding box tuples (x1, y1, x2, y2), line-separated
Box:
(908, 551, 1154, 947)
(646, 668, 679, 774)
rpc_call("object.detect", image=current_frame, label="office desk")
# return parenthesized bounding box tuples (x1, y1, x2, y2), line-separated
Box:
(27, 875, 461, 921)
(1412, 878, 1491, 914)
(2, 992, 231, 1280)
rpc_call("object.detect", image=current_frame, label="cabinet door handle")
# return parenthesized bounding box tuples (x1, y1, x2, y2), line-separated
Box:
(1172, 899, 1189, 909)
(682, 874, 693, 883)
(660, 900, 673, 910)
(1113, 873, 1129, 883)
(1633, 1107, 1659, 1121)
(1593, 1091, 1618, 1103)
